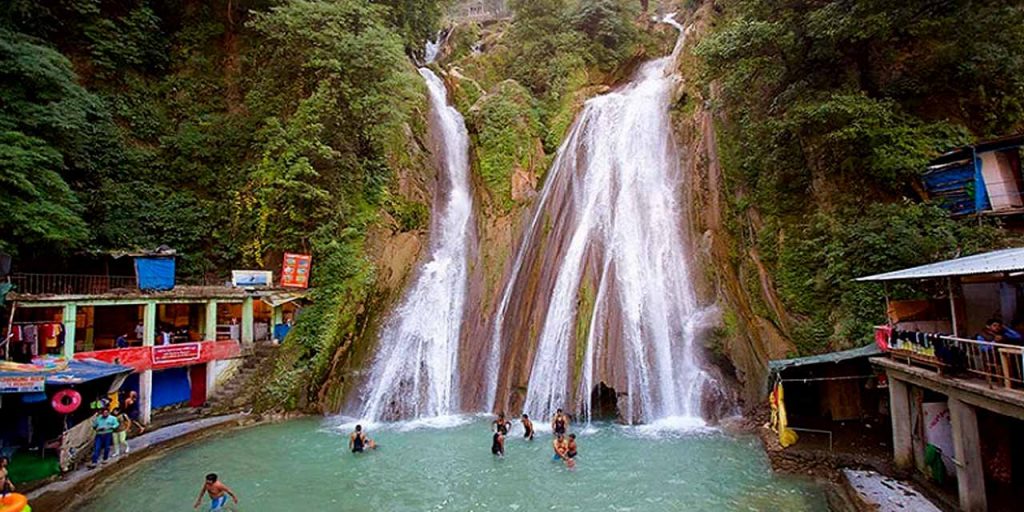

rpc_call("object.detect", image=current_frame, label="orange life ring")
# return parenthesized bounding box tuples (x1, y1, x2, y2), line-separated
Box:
(52, 389, 82, 415)
(0, 492, 28, 512)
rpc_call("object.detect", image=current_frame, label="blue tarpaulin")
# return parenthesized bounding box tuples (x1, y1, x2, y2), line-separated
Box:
(135, 256, 175, 290)
(152, 367, 190, 408)
(922, 161, 977, 215)
(0, 359, 132, 393)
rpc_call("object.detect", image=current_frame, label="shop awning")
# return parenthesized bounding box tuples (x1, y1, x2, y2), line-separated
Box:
(855, 247, 1024, 282)
(260, 290, 308, 308)
(0, 359, 132, 393)
(768, 344, 883, 374)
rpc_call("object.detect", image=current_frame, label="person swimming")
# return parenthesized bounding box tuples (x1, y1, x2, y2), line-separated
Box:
(491, 430, 505, 457)
(566, 433, 578, 459)
(552, 408, 568, 435)
(521, 413, 534, 440)
(493, 412, 512, 436)
(349, 424, 376, 453)
(194, 473, 237, 510)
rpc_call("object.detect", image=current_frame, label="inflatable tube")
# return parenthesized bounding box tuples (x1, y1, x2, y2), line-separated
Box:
(52, 388, 82, 415)
(0, 492, 28, 512)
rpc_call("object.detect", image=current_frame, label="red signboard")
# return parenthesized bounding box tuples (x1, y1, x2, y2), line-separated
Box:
(76, 340, 242, 372)
(280, 253, 312, 288)
(153, 343, 201, 366)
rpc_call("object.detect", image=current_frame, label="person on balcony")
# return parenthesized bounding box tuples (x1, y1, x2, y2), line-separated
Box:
(976, 318, 1022, 346)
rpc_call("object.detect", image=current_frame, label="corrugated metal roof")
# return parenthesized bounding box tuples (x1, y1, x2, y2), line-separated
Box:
(856, 247, 1024, 282)
(768, 344, 882, 373)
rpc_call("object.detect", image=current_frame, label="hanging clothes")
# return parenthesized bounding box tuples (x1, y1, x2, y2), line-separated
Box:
(23, 324, 38, 345)
(43, 323, 58, 349)
(769, 382, 799, 448)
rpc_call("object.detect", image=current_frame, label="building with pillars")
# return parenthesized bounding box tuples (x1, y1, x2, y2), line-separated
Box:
(4, 285, 303, 425)
(858, 248, 1024, 512)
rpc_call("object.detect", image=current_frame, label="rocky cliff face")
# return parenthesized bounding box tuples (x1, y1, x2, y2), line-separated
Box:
(314, 3, 783, 417)
(670, 3, 795, 405)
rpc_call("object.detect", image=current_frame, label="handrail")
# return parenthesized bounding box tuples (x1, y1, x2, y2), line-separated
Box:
(883, 327, 1024, 389)
(9, 273, 137, 295)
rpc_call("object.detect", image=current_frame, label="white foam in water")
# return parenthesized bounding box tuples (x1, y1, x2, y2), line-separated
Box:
(620, 417, 717, 440)
(332, 414, 478, 434)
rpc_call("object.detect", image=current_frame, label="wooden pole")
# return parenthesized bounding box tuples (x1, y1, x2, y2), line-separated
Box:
(4, 301, 16, 361)
(948, 277, 959, 337)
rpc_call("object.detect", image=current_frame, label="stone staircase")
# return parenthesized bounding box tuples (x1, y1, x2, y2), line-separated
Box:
(202, 342, 279, 415)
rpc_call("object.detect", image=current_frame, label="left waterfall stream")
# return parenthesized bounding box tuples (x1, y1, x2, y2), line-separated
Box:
(357, 43, 476, 421)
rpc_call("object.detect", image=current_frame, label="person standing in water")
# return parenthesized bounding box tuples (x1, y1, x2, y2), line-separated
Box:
(521, 413, 534, 440)
(349, 424, 376, 453)
(194, 473, 238, 510)
(491, 429, 506, 457)
(552, 433, 568, 460)
(551, 408, 568, 435)
(493, 412, 511, 435)
(566, 434, 578, 459)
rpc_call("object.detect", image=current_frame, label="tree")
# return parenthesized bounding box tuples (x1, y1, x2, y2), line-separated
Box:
(0, 28, 112, 253)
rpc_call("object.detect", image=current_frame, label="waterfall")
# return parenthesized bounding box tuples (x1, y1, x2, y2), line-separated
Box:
(488, 18, 714, 425)
(358, 62, 474, 420)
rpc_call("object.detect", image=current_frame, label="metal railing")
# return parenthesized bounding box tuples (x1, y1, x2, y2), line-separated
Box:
(887, 331, 1024, 390)
(8, 273, 137, 295)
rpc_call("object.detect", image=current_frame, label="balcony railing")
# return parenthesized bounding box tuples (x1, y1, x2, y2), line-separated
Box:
(8, 273, 137, 295)
(881, 327, 1024, 390)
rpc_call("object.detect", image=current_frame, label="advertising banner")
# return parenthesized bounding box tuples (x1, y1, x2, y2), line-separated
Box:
(281, 253, 312, 288)
(0, 375, 46, 393)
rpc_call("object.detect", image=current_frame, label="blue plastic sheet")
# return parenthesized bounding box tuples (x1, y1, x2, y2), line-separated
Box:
(0, 360, 132, 393)
(152, 367, 190, 408)
(135, 257, 176, 290)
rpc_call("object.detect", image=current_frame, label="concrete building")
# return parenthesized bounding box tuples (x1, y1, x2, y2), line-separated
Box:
(4, 274, 304, 425)
(859, 248, 1024, 511)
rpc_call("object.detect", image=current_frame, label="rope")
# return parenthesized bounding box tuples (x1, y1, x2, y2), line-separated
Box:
(779, 375, 875, 383)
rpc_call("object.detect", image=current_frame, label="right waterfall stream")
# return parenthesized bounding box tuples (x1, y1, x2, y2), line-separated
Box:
(488, 18, 717, 425)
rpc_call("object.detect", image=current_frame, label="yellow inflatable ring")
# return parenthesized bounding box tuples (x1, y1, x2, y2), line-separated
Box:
(0, 492, 29, 512)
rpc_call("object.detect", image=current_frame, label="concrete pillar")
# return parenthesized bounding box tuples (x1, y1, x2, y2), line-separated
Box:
(888, 376, 913, 469)
(139, 370, 152, 425)
(143, 301, 156, 346)
(205, 300, 218, 341)
(910, 387, 927, 475)
(950, 398, 987, 512)
(205, 361, 216, 400)
(62, 303, 77, 359)
(241, 296, 254, 344)
(140, 301, 156, 425)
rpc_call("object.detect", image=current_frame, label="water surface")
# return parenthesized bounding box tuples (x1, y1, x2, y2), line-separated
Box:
(78, 418, 826, 511)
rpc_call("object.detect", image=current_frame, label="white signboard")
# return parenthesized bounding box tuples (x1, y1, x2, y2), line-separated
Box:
(231, 270, 273, 288)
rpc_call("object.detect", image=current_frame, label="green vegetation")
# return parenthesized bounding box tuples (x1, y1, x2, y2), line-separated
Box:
(450, 0, 660, 202)
(471, 80, 540, 209)
(1, 0, 441, 408)
(694, 0, 1024, 354)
